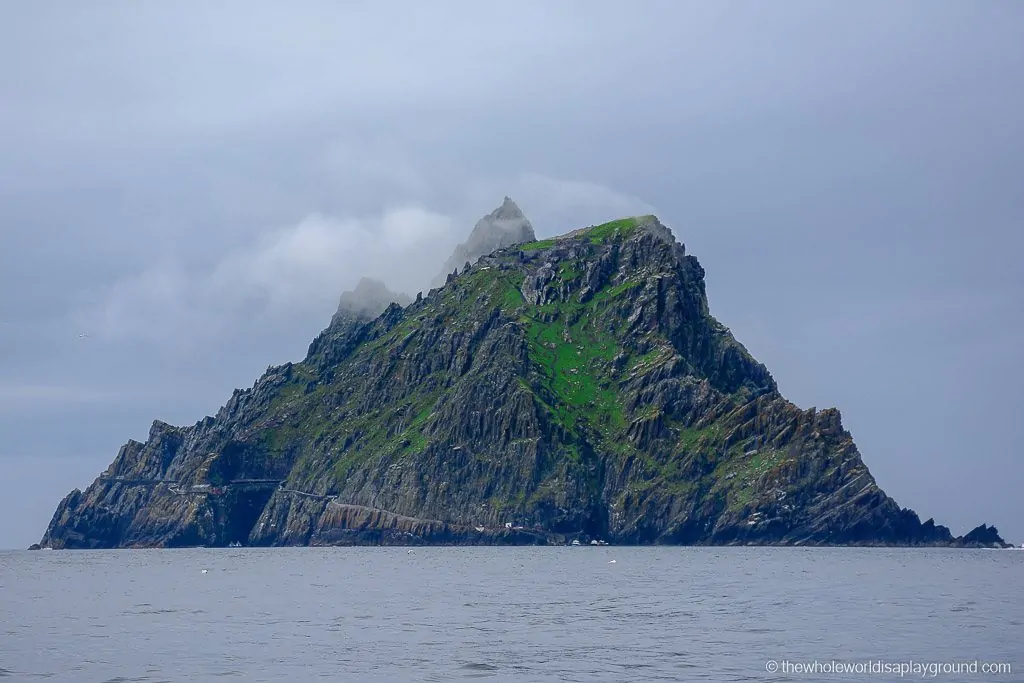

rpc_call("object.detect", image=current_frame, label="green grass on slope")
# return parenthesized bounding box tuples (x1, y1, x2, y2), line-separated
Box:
(328, 390, 441, 483)
(520, 238, 559, 251)
(252, 219, 767, 510)
(583, 217, 643, 243)
(258, 308, 457, 487)
(518, 215, 651, 251)
(314, 267, 533, 486)
(508, 235, 679, 461)
(518, 275, 633, 436)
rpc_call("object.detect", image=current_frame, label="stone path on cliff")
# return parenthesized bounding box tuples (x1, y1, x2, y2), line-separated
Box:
(97, 476, 284, 494)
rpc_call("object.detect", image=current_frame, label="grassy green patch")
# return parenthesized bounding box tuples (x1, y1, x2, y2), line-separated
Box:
(524, 309, 622, 424)
(677, 425, 716, 452)
(585, 217, 641, 244)
(520, 238, 559, 251)
(514, 256, 688, 450)
(602, 280, 641, 299)
(500, 280, 525, 311)
(558, 262, 583, 280)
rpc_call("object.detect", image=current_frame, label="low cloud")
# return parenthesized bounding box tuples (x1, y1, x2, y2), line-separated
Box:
(72, 205, 456, 347)
(70, 173, 657, 350)
(207, 207, 454, 309)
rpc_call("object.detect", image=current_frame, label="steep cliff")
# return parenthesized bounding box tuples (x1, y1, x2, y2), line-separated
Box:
(39, 214, 1007, 548)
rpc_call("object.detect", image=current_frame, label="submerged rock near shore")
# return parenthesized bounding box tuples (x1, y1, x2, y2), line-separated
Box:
(39, 204, 1008, 549)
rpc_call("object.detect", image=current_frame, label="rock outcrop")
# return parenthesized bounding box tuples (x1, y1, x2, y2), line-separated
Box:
(431, 197, 535, 288)
(39, 212, 1008, 549)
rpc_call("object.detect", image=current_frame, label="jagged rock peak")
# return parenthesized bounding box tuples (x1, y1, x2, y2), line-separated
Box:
(432, 197, 536, 287)
(334, 277, 411, 322)
(492, 196, 526, 220)
(472, 196, 534, 245)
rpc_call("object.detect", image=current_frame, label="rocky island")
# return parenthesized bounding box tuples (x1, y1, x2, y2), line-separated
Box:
(38, 200, 1008, 549)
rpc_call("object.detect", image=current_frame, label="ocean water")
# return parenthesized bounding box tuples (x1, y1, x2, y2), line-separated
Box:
(0, 547, 1020, 682)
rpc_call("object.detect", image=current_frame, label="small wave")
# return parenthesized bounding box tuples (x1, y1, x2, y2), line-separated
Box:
(458, 662, 500, 678)
(128, 609, 178, 615)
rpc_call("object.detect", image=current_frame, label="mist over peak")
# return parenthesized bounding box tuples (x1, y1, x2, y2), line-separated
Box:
(329, 197, 534, 325)
(333, 277, 412, 324)
(491, 196, 527, 221)
(432, 197, 536, 287)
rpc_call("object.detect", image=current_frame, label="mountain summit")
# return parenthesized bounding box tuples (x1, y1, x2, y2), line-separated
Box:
(38, 214, 1007, 549)
(332, 277, 411, 324)
(431, 197, 535, 288)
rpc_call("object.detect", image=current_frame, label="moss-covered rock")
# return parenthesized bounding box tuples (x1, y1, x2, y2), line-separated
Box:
(39, 212, 1006, 548)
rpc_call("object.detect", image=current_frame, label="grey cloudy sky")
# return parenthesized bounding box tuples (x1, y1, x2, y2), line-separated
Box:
(1, 2, 1021, 549)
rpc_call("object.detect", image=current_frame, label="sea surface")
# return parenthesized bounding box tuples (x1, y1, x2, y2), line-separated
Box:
(1, 547, 1021, 682)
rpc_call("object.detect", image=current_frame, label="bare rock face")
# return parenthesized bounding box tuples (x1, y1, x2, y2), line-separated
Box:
(38, 214, 1008, 549)
(431, 197, 535, 288)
